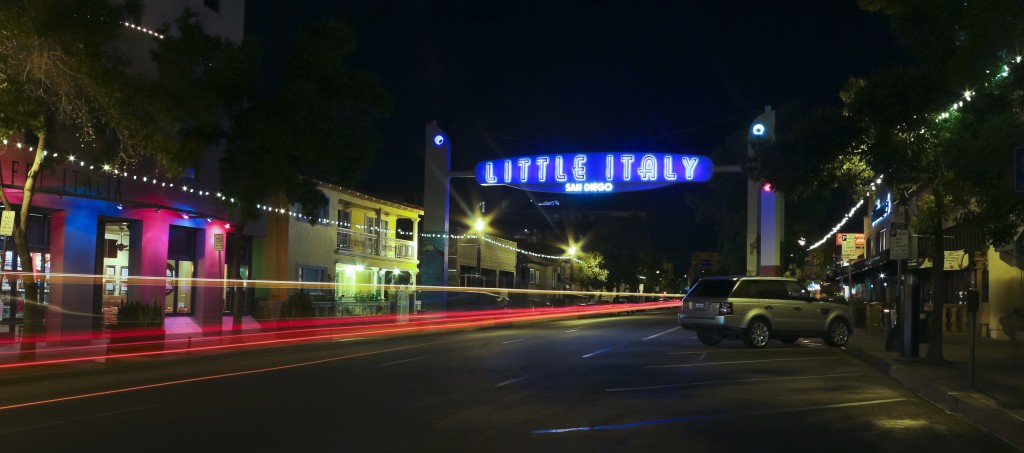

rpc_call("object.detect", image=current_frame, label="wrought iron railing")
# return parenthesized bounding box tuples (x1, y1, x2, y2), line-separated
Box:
(336, 227, 416, 261)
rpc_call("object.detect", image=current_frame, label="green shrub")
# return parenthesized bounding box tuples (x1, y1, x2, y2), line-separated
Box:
(353, 290, 382, 302)
(116, 298, 164, 329)
(280, 291, 315, 318)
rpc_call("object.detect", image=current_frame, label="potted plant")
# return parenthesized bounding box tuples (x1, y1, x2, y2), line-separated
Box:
(110, 294, 165, 347)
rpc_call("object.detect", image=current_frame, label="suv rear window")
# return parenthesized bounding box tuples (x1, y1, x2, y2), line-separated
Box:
(686, 279, 738, 298)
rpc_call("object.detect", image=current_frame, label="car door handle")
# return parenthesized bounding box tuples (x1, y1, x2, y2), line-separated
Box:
(765, 305, 773, 310)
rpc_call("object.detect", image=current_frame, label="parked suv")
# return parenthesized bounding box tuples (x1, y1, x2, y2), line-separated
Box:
(678, 276, 852, 348)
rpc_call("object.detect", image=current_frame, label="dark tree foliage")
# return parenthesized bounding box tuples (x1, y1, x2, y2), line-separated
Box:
(0, 0, 215, 357)
(214, 21, 392, 326)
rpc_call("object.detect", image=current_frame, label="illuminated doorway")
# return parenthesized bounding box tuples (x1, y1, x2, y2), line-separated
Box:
(165, 227, 196, 315)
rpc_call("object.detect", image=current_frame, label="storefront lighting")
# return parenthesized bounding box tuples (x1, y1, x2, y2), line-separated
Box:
(225, 224, 231, 229)
(206, 217, 213, 223)
(116, 203, 123, 210)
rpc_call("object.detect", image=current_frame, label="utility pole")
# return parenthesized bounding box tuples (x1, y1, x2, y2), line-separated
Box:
(747, 106, 780, 276)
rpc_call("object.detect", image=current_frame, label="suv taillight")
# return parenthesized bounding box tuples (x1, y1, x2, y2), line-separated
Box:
(719, 302, 734, 315)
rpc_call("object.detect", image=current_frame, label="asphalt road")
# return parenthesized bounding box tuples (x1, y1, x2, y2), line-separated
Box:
(0, 309, 1014, 452)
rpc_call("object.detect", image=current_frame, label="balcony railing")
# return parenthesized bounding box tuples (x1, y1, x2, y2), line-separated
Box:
(336, 227, 416, 261)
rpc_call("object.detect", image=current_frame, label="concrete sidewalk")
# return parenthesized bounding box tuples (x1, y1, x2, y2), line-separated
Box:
(847, 327, 1024, 451)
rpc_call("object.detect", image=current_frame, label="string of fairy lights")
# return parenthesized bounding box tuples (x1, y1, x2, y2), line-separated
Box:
(58, 15, 1024, 260)
(0, 139, 235, 204)
(421, 233, 582, 262)
(806, 52, 1023, 252)
(122, 20, 164, 39)
(7, 140, 573, 259)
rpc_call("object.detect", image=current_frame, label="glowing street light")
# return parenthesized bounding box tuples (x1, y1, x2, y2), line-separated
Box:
(474, 218, 485, 232)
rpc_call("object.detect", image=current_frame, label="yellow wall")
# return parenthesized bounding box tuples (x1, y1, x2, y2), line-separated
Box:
(986, 247, 1023, 339)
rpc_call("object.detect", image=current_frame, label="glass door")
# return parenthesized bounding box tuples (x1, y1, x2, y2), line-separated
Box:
(165, 227, 196, 315)
(165, 260, 194, 314)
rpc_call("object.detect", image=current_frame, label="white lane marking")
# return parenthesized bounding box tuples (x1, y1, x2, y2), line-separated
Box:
(643, 327, 680, 341)
(647, 356, 840, 368)
(496, 376, 528, 387)
(606, 372, 864, 392)
(502, 338, 526, 344)
(582, 348, 611, 358)
(333, 337, 366, 342)
(0, 404, 161, 434)
(698, 353, 706, 361)
(531, 398, 909, 434)
(565, 329, 580, 333)
(381, 356, 427, 366)
(668, 347, 825, 354)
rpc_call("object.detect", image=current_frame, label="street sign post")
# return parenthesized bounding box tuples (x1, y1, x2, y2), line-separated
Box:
(841, 234, 857, 262)
(890, 227, 909, 260)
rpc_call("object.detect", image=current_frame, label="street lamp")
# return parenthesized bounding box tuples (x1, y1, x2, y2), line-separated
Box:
(473, 218, 486, 285)
(566, 246, 578, 292)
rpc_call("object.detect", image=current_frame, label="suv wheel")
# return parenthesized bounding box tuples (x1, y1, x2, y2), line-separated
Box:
(824, 319, 850, 347)
(743, 318, 771, 348)
(697, 330, 723, 346)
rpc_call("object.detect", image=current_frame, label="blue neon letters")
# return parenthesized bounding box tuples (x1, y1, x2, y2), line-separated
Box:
(475, 152, 713, 193)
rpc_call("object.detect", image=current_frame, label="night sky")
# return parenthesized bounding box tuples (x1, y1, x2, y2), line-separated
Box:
(246, 1, 906, 265)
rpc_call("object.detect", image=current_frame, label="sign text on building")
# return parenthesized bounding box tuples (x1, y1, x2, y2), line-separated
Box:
(474, 152, 714, 193)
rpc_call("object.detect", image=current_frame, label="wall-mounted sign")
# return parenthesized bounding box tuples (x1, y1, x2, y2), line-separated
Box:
(214, 233, 225, 252)
(474, 152, 714, 193)
(870, 192, 892, 226)
(943, 249, 970, 270)
(0, 210, 13, 236)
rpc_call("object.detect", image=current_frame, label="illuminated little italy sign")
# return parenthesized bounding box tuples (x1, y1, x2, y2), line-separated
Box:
(474, 152, 714, 193)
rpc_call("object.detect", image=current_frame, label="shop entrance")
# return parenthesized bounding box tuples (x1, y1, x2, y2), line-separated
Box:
(98, 220, 137, 328)
(165, 227, 196, 315)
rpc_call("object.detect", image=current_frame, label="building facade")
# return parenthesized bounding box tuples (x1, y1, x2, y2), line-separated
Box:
(829, 183, 1021, 339)
(0, 0, 248, 342)
(257, 183, 422, 315)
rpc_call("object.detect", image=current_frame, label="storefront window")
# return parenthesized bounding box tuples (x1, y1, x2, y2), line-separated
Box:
(0, 213, 50, 322)
(100, 222, 132, 327)
(165, 227, 196, 315)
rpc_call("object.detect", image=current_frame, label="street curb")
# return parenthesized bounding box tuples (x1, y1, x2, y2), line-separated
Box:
(845, 345, 1024, 451)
